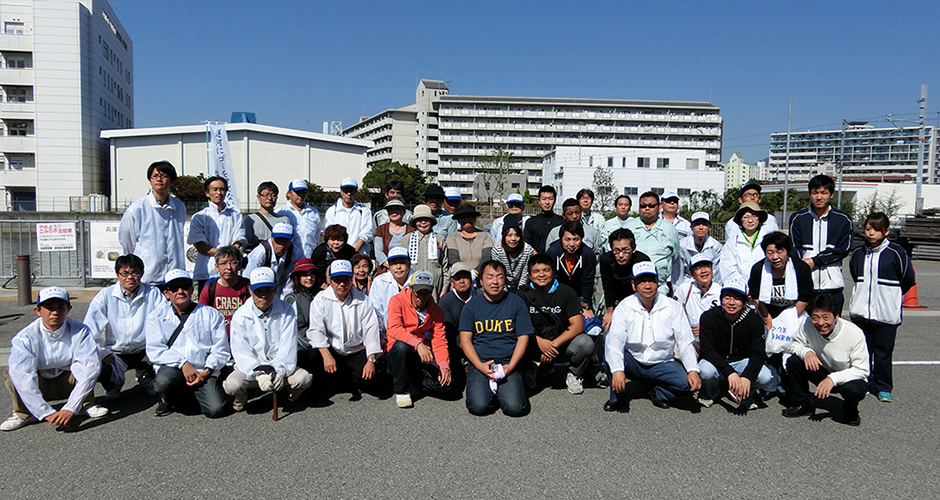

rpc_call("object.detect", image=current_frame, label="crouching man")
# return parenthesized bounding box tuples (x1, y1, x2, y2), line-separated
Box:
(386, 271, 455, 408)
(783, 293, 869, 426)
(697, 279, 779, 411)
(224, 268, 313, 412)
(146, 270, 230, 418)
(604, 262, 701, 412)
(2, 287, 107, 431)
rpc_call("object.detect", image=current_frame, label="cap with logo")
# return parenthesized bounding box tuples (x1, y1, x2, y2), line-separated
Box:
(387, 246, 410, 262)
(721, 279, 748, 299)
(340, 177, 358, 189)
(249, 267, 277, 291)
(506, 193, 524, 204)
(410, 271, 435, 292)
(632, 261, 658, 280)
(690, 212, 711, 225)
(444, 187, 462, 201)
(329, 259, 354, 278)
(37, 286, 70, 306)
(163, 269, 192, 286)
(288, 179, 308, 192)
(271, 222, 294, 240)
(689, 254, 713, 270)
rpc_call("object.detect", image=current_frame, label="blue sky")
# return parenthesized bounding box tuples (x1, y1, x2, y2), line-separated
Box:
(112, 1, 940, 163)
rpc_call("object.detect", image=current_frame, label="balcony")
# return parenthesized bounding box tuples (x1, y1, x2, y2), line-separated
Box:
(0, 101, 34, 116)
(0, 34, 33, 52)
(0, 135, 35, 152)
(0, 68, 33, 85)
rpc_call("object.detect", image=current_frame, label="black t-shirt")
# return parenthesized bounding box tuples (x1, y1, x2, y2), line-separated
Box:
(516, 282, 581, 341)
(748, 256, 813, 318)
(599, 250, 651, 309)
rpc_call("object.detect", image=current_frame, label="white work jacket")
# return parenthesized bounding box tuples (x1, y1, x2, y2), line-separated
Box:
(118, 192, 186, 284)
(605, 293, 698, 374)
(675, 280, 722, 329)
(370, 270, 413, 329)
(244, 238, 300, 299)
(719, 225, 775, 283)
(187, 203, 246, 280)
(83, 282, 166, 359)
(7, 318, 100, 420)
(276, 202, 322, 257)
(676, 235, 724, 287)
(145, 302, 230, 373)
(307, 287, 382, 357)
(324, 199, 375, 254)
(229, 298, 298, 379)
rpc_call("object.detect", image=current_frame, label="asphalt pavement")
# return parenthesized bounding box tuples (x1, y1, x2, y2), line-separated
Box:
(0, 262, 938, 498)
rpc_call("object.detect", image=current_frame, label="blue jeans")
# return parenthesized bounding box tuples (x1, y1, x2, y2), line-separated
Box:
(465, 365, 529, 417)
(698, 359, 780, 400)
(609, 351, 691, 404)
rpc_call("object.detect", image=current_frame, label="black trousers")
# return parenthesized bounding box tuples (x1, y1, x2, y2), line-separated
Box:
(386, 341, 456, 396)
(97, 350, 155, 391)
(153, 367, 227, 418)
(310, 348, 388, 396)
(785, 355, 866, 419)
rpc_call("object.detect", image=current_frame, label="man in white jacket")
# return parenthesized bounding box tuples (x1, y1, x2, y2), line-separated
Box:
(369, 246, 414, 329)
(187, 175, 245, 292)
(224, 268, 313, 412)
(244, 222, 300, 299)
(782, 293, 869, 426)
(604, 262, 701, 412)
(276, 179, 322, 258)
(324, 177, 374, 255)
(2, 287, 107, 431)
(118, 160, 186, 285)
(146, 270, 230, 418)
(307, 260, 384, 399)
(83, 254, 165, 400)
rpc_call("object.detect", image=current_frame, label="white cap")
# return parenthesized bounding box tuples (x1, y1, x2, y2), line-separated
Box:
(163, 269, 192, 285)
(288, 179, 308, 192)
(249, 267, 277, 291)
(689, 254, 713, 269)
(445, 187, 462, 200)
(387, 246, 410, 261)
(662, 191, 679, 201)
(632, 261, 657, 280)
(271, 222, 293, 239)
(37, 286, 70, 306)
(507, 193, 524, 204)
(340, 177, 358, 189)
(721, 279, 748, 298)
(329, 259, 353, 278)
(410, 270, 435, 292)
(691, 212, 711, 225)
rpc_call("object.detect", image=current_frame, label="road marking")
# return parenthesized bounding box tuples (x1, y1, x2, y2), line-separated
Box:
(901, 310, 940, 317)
(894, 361, 940, 365)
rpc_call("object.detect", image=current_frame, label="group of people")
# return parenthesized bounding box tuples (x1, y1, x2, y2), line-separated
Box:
(1, 161, 916, 431)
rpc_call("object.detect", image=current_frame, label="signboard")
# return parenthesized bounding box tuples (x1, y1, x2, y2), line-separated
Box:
(208, 123, 240, 211)
(89, 220, 196, 279)
(36, 222, 76, 252)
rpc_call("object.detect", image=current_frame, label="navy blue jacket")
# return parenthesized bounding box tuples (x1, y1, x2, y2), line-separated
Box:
(788, 206, 853, 291)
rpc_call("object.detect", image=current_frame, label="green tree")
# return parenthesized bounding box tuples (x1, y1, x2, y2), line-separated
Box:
(477, 147, 514, 206)
(362, 160, 427, 205)
(592, 164, 616, 218)
(853, 189, 903, 225)
(170, 173, 207, 204)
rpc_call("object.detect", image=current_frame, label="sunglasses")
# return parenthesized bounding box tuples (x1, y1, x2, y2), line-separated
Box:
(639, 203, 659, 209)
(165, 283, 193, 292)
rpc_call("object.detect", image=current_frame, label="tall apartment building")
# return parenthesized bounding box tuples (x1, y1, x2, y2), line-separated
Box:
(768, 124, 939, 185)
(721, 152, 756, 192)
(343, 80, 723, 199)
(0, 0, 131, 211)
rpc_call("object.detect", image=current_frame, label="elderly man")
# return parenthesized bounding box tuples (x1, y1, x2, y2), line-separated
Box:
(604, 262, 701, 412)
(2, 287, 107, 431)
(277, 179, 322, 258)
(146, 270, 230, 418)
(83, 254, 164, 400)
(624, 192, 681, 296)
(425, 184, 457, 239)
(386, 271, 454, 408)
(783, 293, 869, 426)
(244, 222, 300, 298)
(324, 177, 374, 254)
(224, 268, 313, 412)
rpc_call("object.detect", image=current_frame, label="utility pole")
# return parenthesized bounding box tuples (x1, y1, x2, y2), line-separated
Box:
(916, 83, 927, 215)
(838, 119, 846, 208)
(783, 99, 792, 228)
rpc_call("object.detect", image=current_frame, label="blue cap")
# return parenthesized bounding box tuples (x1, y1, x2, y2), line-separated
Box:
(289, 179, 308, 192)
(632, 261, 657, 280)
(444, 187, 462, 201)
(721, 279, 748, 298)
(387, 246, 410, 261)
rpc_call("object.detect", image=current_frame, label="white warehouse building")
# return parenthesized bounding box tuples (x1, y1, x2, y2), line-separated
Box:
(543, 146, 725, 204)
(102, 122, 373, 211)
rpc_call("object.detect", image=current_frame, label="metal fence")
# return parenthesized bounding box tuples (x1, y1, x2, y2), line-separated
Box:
(0, 220, 87, 287)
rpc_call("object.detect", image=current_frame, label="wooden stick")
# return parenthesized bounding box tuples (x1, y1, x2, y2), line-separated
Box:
(272, 392, 278, 421)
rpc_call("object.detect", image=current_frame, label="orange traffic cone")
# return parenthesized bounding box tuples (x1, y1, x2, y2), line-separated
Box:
(903, 266, 926, 309)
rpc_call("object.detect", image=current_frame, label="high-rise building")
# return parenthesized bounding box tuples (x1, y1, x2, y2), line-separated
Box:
(721, 152, 756, 192)
(0, 0, 131, 211)
(768, 124, 939, 185)
(343, 80, 723, 199)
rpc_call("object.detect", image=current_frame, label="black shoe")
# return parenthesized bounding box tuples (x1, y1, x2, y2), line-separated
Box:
(649, 390, 669, 409)
(781, 404, 814, 418)
(603, 400, 621, 412)
(154, 400, 173, 417)
(842, 415, 861, 426)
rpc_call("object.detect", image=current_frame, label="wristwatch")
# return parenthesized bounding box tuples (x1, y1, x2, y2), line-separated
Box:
(368, 356, 377, 364)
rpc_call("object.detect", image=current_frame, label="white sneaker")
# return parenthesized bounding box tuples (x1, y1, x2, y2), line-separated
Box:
(84, 405, 109, 419)
(566, 372, 584, 395)
(232, 393, 247, 412)
(395, 393, 413, 408)
(105, 386, 122, 400)
(0, 413, 35, 431)
(698, 396, 714, 408)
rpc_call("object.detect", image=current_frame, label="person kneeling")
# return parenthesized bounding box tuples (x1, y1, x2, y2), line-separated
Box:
(225, 268, 313, 412)
(782, 293, 869, 426)
(2, 287, 106, 431)
(146, 270, 230, 418)
(604, 262, 701, 411)
(698, 280, 780, 412)
(517, 254, 594, 395)
(386, 271, 455, 408)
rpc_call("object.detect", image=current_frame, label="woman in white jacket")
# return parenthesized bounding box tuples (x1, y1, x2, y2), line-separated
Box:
(306, 260, 385, 399)
(719, 202, 774, 284)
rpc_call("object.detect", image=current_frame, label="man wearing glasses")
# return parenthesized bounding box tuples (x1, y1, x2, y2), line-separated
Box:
(724, 183, 779, 242)
(118, 161, 186, 286)
(624, 192, 681, 295)
(325, 177, 375, 255)
(243, 181, 291, 252)
(197, 245, 250, 337)
(599, 229, 651, 332)
(84, 254, 166, 401)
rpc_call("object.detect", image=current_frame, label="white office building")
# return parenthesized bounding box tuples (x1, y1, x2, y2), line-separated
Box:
(344, 80, 723, 198)
(768, 124, 940, 185)
(0, 0, 131, 211)
(101, 122, 373, 211)
(542, 146, 724, 205)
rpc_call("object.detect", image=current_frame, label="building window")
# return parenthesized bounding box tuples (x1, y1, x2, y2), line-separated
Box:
(678, 188, 691, 196)
(656, 158, 670, 169)
(622, 157, 626, 168)
(4, 22, 25, 34)
(624, 187, 638, 195)
(607, 157, 613, 167)
(637, 157, 650, 168)
(686, 158, 699, 170)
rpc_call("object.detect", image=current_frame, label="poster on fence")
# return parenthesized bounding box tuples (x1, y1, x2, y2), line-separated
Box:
(36, 222, 76, 252)
(89, 221, 196, 279)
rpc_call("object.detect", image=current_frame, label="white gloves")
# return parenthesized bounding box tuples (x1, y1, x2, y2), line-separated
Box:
(272, 372, 285, 392)
(256, 373, 274, 392)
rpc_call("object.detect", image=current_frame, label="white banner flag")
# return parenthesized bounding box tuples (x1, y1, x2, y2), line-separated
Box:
(208, 122, 240, 211)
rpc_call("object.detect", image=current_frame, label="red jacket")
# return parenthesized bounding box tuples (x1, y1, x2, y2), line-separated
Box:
(385, 288, 449, 370)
